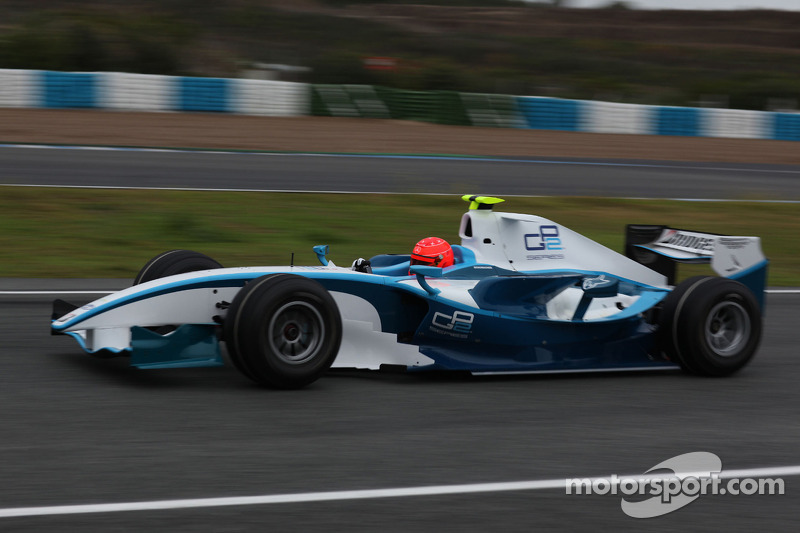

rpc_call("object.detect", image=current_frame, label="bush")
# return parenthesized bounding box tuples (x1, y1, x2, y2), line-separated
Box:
(0, 11, 190, 74)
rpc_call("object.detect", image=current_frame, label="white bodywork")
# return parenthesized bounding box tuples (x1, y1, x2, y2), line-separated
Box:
(52, 266, 434, 369)
(328, 292, 434, 369)
(460, 209, 668, 286)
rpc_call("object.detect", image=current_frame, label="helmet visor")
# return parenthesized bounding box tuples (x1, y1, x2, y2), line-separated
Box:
(410, 254, 443, 267)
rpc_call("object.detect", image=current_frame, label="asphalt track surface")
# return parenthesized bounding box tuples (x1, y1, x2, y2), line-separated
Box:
(2, 149, 800, 530)
(2, 144, 800, 199)
(1, 287, 799, 531)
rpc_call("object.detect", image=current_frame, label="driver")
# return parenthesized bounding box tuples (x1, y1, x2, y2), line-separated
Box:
(351, 236, 455, 274)
(410, 237, 454, 268)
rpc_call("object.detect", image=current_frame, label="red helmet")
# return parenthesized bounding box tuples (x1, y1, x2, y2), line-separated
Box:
(411, 237, 454, 268)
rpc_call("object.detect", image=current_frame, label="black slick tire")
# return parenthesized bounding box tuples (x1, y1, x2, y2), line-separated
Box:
(224, 274, 342, 389)
(134, 250, 223, 285)
(659, 276, 761, 376)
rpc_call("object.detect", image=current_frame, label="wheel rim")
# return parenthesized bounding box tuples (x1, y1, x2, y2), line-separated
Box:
(267, 301, 325, 365)
(704, 301, 750, 357)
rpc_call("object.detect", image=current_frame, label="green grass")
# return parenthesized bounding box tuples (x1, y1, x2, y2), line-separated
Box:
(0, 188, 796, 285)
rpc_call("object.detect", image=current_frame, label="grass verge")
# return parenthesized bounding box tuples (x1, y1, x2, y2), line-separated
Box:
(0, 188, 796, 285)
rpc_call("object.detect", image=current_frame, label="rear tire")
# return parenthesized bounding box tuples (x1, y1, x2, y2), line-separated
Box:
(659, 276, 761, 376)
(224, 274, 342, 389)
(134, 250, 223, 285)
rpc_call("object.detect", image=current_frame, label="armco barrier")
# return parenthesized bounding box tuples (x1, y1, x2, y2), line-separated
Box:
(655, 106, 701, 137)
(702, 108, 770, 139)
(231, 79, 308, 116)
(517, 97, 582, 131)
(379, 88, 438, 122)
(0, 69, 40, 108)
(0, 69, 308, 116)
(99, 72, 175, 111)
(460, 93, 523, 128)
(43, 71, 97, 109)
(774, 113, 800, 141)
(0, 69, 797, 141)
(178, 77, 230, 113)
(312, 85, 471, 125)
(516, 96, 799, 141)
(382, 88, 470, 125)
(311, 84, 389, 119)
(311, 85, 524, 128)
(580, 100, 652, 135)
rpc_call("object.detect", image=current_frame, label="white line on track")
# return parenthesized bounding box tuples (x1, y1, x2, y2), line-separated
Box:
(0, 290, 114, 295)
(768, 289, 800, 294)
(1, 464, 799, 518)
(2, 183, 800, 204)
(1, 143, 800, 175)
(1, 183, 438, 195)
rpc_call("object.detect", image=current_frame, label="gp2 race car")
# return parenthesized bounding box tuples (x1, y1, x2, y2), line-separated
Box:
(51, 195, 768, 389)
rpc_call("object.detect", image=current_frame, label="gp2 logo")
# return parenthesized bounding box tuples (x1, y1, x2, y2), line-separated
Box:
(432, 311, 474, 333)
(524, 225, 563, 251)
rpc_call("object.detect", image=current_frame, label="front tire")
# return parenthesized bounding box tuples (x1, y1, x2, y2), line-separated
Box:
(133, 250, 224, 335)
(659, 276, 761, 376)
(134, 250, 223, 285)
(224, 274, 342, 389)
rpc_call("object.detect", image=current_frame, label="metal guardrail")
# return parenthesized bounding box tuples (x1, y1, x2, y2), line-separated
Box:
(1, 69, 798, 140)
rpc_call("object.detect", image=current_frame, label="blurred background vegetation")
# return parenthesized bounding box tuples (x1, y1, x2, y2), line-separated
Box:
(0, 0, 798, 110)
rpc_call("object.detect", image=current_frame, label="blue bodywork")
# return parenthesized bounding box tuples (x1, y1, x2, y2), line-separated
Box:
(314, 258, 674, 373)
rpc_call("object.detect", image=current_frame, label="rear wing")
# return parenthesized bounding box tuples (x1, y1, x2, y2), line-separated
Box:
(625, 225, 768, 304)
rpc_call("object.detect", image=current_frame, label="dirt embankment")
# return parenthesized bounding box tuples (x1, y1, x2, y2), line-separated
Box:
(0, 109, 798, 164)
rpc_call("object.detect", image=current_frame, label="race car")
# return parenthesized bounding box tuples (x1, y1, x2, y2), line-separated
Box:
(51, 195, 767, 389)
